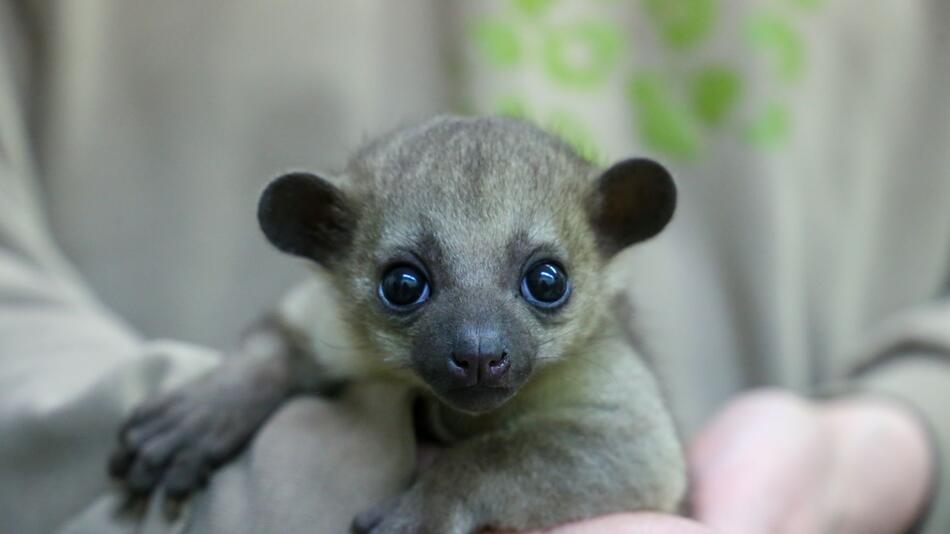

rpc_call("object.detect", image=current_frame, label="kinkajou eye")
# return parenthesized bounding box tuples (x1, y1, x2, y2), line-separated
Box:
(521, 261, 570, 309)
(379, 264, 430, 310)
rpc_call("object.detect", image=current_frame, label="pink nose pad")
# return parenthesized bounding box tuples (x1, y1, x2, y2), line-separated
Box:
(447, 350, 510, 387)
(480, 351, 510, 385)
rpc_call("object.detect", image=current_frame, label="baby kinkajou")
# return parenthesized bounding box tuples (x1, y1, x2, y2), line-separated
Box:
(109, 116, 686, 533)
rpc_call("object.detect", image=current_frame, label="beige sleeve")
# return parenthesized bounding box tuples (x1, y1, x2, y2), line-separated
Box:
(0, 5, 218, 534)
(846, 302, 950, 534)
(0, 9, 410, 534)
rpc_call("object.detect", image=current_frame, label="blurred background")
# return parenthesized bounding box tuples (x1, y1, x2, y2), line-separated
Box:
(25, 0, 879, 345)
(5, 0, 949, 435)
(3, 2, 950, 532)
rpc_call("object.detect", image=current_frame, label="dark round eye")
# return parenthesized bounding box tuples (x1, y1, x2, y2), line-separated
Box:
(379, 265, 430, 309)
(521, 262, 570, 308)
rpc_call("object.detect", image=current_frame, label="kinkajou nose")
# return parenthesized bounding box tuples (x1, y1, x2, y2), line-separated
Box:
(447, 326, 511, 387)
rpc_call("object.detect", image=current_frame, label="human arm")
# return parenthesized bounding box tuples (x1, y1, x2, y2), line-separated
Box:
(0, 6, 222, 533)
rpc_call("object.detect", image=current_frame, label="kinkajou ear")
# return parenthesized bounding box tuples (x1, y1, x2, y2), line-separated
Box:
(588, 158, 677, 256)
(258, 172, 357, 265)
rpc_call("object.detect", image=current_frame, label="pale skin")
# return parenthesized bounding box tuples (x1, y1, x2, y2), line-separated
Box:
(519, 389, 933, 534)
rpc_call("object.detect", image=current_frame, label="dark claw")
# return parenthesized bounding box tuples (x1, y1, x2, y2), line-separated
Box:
(108, 446, 136, 478)
(352, 496, 401, 534)
(114, 493, 149, 521)
(126, 457, 164, 495)
(163, 453, 209, 500)
(162, 496, 186, 521)
(351, 508, 384, 534)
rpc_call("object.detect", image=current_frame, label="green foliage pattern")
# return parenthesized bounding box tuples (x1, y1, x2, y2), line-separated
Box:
(468, 0, 822, 162)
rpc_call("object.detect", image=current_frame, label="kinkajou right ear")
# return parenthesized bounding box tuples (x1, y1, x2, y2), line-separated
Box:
(257, 172, 358, 265)
(587, 158, 677, 256)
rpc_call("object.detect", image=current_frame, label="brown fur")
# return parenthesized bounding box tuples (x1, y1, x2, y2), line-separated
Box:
(110, 116, 686, 533)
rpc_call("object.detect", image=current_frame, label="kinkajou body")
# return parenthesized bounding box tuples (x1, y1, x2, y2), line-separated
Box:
(110, 116, 687, 533)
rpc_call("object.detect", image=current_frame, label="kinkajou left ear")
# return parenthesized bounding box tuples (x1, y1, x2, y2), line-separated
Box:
(257, 172, 358, 266)
(588, 158, 677, 256)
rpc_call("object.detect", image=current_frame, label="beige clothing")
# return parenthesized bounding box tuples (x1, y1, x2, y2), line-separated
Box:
(0, 1, 948, 533)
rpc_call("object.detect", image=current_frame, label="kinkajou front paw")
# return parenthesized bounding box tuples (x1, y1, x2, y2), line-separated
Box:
(109, 360, 289, 501)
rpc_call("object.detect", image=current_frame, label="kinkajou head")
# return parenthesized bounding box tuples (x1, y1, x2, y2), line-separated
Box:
(258, 115, 676, 414)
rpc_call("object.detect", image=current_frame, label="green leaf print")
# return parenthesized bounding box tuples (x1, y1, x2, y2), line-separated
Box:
(642, 0, 715, 50)
(542, 21, 622, 89)
(746, 13, 805, 83)
(512, 0, 558, 17)
(692, 67, 742, 126)
(628, 72, 701, 158)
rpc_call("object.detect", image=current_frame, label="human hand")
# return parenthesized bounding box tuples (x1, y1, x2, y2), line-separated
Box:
(688, 389, 933, 534)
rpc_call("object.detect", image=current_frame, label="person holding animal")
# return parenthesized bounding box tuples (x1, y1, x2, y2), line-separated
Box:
(0, 2, 945, 534)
